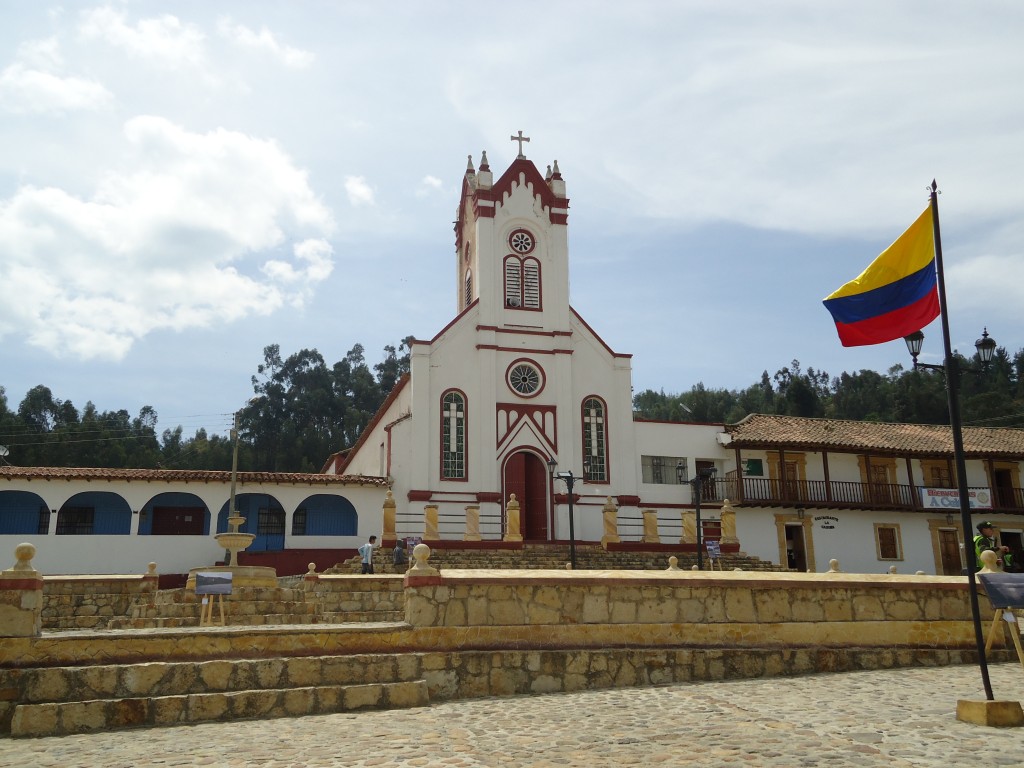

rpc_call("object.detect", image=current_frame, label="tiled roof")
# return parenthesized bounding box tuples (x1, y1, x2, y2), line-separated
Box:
(725, 414, 1024, 458)
(0, 466, 389, 486)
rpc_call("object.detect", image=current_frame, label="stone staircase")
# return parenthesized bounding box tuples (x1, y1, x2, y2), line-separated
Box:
(6, 652, 428, 737)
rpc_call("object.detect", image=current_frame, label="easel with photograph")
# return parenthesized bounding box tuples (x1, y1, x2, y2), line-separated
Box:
(978, 573, 1024, 672)
(195, 571, 233, 627)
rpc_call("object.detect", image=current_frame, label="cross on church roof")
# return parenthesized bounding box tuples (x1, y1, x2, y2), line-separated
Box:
(510, 130, 530, 158)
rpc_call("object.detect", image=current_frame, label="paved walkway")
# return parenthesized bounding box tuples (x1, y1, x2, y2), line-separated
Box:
(4, 663, 1024, 768)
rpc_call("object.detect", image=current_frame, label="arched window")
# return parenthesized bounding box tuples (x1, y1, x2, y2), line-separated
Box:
(504, 256, 541, 310)
(582, 396, 608, 482)
(464, 268, 473, 308)
(441, 390, 467, 480)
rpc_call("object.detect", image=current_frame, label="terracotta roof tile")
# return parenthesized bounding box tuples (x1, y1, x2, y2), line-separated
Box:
(0, 466, 389, 486)
(725, 414, 1024, 458)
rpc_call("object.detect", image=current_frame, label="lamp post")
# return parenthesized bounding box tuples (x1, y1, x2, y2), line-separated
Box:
(548, 457, 589, 570)
(903, 326, 997, 701)
(678, 463, 717, 570)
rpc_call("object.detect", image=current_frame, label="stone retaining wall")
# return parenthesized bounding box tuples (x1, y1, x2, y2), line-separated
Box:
(42, 574, 158, 630)
(403, 568, 981, 651)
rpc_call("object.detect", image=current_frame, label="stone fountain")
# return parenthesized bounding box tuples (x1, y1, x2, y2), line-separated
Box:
(186, 513, 278, 590)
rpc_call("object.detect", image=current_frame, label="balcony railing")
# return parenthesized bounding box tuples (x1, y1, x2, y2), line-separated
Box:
(710, 477, 1024, 513)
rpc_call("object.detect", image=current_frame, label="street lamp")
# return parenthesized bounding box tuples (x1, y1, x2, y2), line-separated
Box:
(903, 325, 997, 700)
(677, 462, 717, 570)
(904, 328, 996, 369)
(548, 457, 589, 569)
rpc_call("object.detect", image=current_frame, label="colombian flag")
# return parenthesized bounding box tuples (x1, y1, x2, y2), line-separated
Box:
(823, 206, 939, 347)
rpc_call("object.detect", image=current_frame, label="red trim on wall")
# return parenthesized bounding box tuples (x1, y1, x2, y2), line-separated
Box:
(424, 299, 478, 345)
(476, 345, 572, 356)
(407, 490, 433, 501)
(496, 402, 558, 453)
(476, 492, 503, 503)
(617, 495, 641, 506)
(488, 158, 567, 225)
(405, 574, 446, 587)
(476, 325, 572, 338)
(331, 374, 410, 474)
(570, 307, 632, 359)
(0, 578, 43, 590)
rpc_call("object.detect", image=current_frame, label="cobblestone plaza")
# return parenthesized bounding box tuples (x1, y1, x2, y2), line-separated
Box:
(4, 663, 1024, 768)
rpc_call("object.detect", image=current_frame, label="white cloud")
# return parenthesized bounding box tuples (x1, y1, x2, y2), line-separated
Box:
(0, 62, 112, 114)
(415, 175, 444, 198)
(0, 117, 336, 361)
(217, 18, 314, 69)
(345, 176, 375, 207)
(0, 36, 112, 114)
(79, 6, 205, 67)
(16, 37, 63, 70)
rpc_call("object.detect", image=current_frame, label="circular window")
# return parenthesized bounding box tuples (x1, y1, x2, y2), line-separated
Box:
(507, 361, 543, 397)
(508, 229, 535, 254)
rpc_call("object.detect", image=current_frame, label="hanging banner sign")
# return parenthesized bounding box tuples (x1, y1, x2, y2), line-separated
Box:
(919, 488, 992, 510)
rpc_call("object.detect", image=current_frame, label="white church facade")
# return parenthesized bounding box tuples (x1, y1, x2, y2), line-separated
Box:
(3, 137, 1024, 578)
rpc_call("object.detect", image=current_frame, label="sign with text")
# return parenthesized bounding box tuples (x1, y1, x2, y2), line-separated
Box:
(919, 488, 992, 510)
(195, 571, 233, 595)
(705, 540, 721, 559)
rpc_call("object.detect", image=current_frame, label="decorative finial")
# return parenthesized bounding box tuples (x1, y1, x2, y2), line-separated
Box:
(545, 164, 552, 181)
(466, 154, 475, 173)
(551, 159, 562, 179)
(510, 130, 530, 158)
(479, 150, 489, 171)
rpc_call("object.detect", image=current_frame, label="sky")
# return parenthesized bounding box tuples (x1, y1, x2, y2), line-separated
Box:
(1, 1, 1022, 447)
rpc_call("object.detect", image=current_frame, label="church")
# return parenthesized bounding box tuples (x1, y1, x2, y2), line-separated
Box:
(322, 135, 725, 550)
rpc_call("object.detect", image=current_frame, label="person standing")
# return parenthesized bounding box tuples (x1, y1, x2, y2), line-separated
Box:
(974, 522, 1008, 571)
(358, 535, 378, 574)
(393, 539, 408, 572)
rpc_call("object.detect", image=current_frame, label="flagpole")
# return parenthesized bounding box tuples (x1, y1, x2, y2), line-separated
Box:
(929, 179, 994, 701)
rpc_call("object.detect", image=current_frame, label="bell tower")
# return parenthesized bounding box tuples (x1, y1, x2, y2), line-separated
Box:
(454, 133, 570, 332)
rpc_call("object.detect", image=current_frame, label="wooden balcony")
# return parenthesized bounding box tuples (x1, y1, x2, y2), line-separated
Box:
(712, 478, 1024, 514)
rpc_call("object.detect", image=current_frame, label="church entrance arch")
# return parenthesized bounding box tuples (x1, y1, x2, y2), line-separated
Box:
(503, 450, 550, 541)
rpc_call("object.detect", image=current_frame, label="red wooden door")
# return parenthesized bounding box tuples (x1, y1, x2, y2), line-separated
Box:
(523, 453, 549, 541)
(504, 452, 550, 541)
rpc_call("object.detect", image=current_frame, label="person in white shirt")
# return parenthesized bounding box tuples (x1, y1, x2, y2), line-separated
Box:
(358, 535, 377, 574)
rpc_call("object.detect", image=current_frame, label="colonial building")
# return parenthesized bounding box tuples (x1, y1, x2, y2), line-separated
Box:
(323, 140, 1024, 575)
(3, 138, 1023, 577)
(720, 414, 1024, 575)
(0, 466, 387, 577)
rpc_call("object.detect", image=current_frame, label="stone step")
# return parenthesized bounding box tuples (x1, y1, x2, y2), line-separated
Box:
(10, 680, 429, 737)
(10, 653, 424, 705)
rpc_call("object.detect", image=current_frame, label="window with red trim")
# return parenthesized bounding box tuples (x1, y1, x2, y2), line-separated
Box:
(582, 397, 608, 482)
(441, 390, 467, 479)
